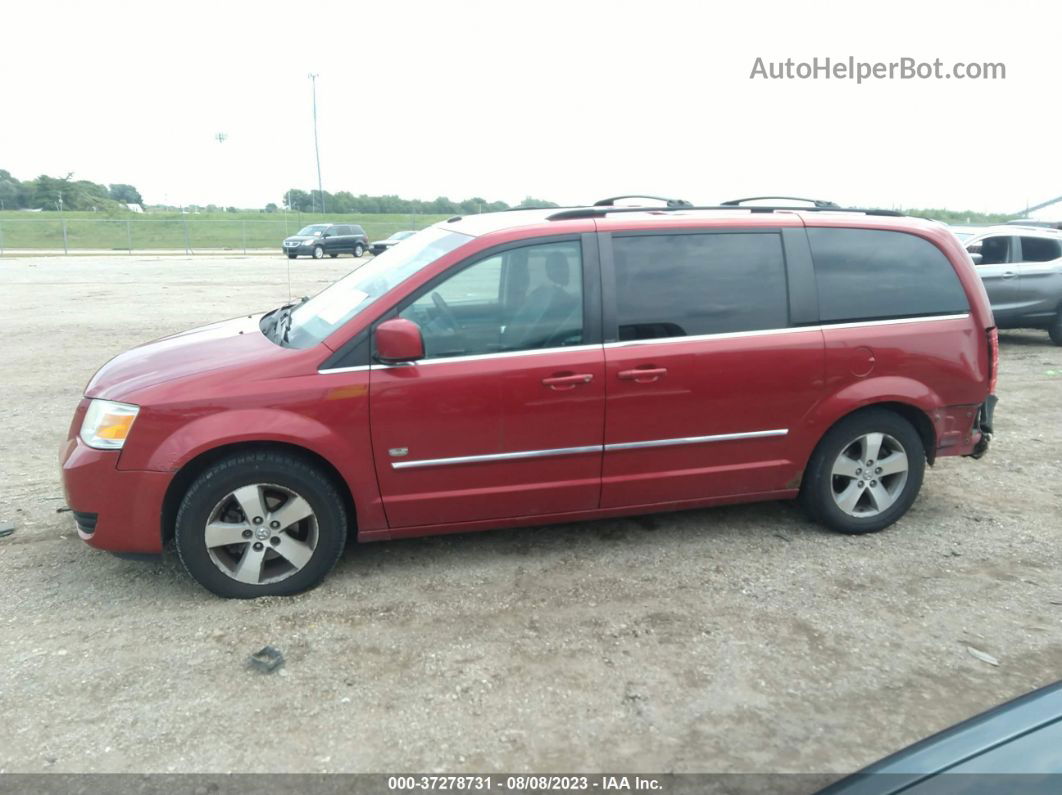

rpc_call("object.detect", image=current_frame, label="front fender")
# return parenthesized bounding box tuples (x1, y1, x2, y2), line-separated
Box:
(118, 405, 387, 532)
(133, 408, 340, 472)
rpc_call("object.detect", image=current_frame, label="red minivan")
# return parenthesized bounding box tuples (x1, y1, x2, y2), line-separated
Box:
(61, 200, 998, 597)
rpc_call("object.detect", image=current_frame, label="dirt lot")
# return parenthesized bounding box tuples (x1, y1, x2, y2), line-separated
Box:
(0, 254, 1059, 776)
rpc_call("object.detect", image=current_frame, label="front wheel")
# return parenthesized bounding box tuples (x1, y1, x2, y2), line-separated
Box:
(328, 252, 338, 258)
(286, 252, 297, 259)
(174, 451, 348, 598)
(800, 408, 925, 534)
(1049, 309, 1062, 346)
(354, 243, 365, 258)
(312, 245, 324, 259)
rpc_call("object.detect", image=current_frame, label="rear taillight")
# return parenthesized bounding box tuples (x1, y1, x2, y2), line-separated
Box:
(987, 327, 999, 394)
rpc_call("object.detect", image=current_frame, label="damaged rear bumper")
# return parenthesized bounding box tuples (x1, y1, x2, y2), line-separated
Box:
(968, 394, 997, 459)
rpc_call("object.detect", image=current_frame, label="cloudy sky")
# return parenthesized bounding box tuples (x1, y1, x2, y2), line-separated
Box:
(2, 0, 1058, 213)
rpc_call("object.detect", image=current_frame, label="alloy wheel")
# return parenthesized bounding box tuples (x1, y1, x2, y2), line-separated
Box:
(829, 432, 910, 517)
(204, 483, 318, 585)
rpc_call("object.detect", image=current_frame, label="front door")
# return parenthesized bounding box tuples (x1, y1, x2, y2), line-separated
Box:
(369, 237, 605, 528)
(599, 229, 823, 508)
(970, 234, 1022, 325)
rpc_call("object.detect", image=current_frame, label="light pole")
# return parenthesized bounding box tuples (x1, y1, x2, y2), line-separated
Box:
(308, 73, 325, 214)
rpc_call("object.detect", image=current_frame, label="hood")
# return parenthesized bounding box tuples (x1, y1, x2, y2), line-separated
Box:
(284, 235, 318, 243)
(86, 314, 280, 401)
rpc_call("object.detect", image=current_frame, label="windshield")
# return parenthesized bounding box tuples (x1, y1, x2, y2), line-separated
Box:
(283, 226, 472, 348)
(296, 224, 329, 237)
(390, 230, 415, 241)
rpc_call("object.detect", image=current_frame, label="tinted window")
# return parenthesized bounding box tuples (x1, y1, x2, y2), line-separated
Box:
(351, 225, 365, 236)
(1019, 236, 1062, 262)
(399, 241, 583, 358)
(808, 228, 968, 322)
(970, 235, 1012, 265)
(336, 225, 353, 235)
(611, 232, 788, 341)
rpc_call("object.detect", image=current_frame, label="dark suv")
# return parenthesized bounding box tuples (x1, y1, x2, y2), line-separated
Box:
(282, 223, 368, 259)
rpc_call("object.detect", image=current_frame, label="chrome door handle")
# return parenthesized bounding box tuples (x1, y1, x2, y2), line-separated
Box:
(542, 373, 594, 390)
(1002, 271, 1018, 279)
(618, 367, 668, 383)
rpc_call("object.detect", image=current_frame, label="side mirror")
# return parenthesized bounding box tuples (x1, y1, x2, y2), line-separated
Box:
(969, 253, 983, 265)
(321, 231, 332, 238)
(375, 318, 424, 363)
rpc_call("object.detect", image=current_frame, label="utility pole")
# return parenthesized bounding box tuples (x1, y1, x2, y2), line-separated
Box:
(308, 73, 325, 214)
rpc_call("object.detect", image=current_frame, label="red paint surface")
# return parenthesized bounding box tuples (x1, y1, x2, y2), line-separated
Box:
(61, 211, 995, 552)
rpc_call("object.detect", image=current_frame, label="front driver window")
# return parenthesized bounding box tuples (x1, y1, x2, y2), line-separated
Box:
(399, 241, 583, 359)
(973, 236, 1011, 265)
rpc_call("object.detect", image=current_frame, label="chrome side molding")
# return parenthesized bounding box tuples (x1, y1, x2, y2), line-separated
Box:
(603, 429, 788, 451)
(390, 429, 788, 469)
(391, 444, 602, 470)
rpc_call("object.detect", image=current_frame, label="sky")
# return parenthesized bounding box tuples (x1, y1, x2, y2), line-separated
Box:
(1, 0, 1059, 213)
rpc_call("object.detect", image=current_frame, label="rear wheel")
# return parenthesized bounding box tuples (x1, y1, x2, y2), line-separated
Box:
(354, 243, 365, 258)
(312, 245, 324, 259)
(800, 409, 925, 534)
(1049, 309, 1062, 346)
(175, 451, 347, 598)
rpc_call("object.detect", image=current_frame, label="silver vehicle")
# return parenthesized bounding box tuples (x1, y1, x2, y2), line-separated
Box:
(960, 225, 1062, 345)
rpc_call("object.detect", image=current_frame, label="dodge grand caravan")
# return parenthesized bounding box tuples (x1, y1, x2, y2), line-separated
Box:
(61, 198, 998, 597)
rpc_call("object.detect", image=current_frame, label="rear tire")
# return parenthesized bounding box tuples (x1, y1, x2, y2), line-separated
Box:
(354, 243, 365, 258)
(174, 451, 347, 598)
(800, 408, 925, 534)
(1049, 309, 1062, 346)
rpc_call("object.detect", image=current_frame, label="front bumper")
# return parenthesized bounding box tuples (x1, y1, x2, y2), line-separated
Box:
(60, 436, 172, 554)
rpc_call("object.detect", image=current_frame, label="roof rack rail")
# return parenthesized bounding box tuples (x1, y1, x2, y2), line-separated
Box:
(546, 205, 905, 221)
(593, 195, 693, 208)
(721, 195, 840, 208)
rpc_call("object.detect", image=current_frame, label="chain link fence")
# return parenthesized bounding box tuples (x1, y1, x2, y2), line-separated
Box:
(0, 216, 435, 255)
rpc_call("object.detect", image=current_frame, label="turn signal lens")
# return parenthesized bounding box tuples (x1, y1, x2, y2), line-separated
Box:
(80, 400, 140, 450)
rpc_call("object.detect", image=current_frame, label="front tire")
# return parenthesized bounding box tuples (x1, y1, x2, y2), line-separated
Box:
(174, 451, 347, 598)
(800, 408, 925, 534)
(1049, 309, 1062, 346)
(286, 252, 297, 259)
(312, 245, 324, 259)
(329, 252, 338, 258)
(354, 243, 365, 258)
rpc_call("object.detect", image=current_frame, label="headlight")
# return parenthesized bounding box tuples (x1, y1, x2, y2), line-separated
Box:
(80, 399, 140, 450)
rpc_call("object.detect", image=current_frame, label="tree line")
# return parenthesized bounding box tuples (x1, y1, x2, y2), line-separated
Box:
(0, 169, 142, 212)
(1, 168, 1024, 223)
(276, 188, 559, 215)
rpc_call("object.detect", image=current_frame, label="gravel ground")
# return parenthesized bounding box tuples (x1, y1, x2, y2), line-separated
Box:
(0, 254, 1059, 775)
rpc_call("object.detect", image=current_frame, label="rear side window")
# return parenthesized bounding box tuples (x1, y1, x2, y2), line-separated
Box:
(611, 232, 788, 341)
(807, 228, 968, 323)
(352, 225, 365, 236)
(1019, 236, 1062, 262)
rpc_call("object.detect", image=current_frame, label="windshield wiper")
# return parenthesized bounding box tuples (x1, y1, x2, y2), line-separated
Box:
(270, 296, 308, 344)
